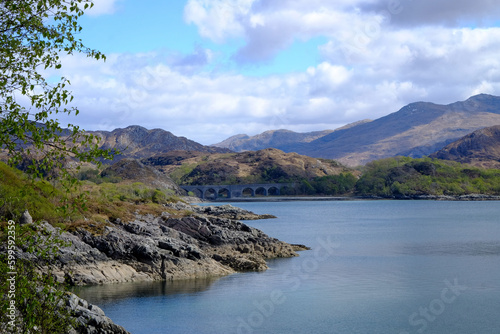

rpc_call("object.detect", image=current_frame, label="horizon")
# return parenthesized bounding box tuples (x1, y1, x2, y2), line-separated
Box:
(49, 0, 500, 145)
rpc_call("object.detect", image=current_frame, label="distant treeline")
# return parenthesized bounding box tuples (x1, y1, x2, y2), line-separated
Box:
(237, 157, 500, 197)
(354, 157, 500, 197)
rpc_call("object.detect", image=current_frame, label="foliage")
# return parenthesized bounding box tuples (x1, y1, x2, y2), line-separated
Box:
(261, 166, 290, 183)
(0, 161, 65, 222)
(355, 156, 500, 197)
(170, 163, 198, 184)
(276, 173, 358, 196)
(0, 0, 115, 198)
(0, 222, 76, 333)
(76, 166, 122, 184)
(310, 173, 358, 195)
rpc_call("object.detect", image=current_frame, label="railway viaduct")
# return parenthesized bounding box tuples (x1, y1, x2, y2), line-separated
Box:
(181, 183, 296, 200)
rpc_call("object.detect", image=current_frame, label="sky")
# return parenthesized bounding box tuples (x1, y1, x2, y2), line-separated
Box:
(51, 0, 500, 145)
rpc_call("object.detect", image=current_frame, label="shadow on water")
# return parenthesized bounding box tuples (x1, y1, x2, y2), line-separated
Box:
(71, 277, 220, 306)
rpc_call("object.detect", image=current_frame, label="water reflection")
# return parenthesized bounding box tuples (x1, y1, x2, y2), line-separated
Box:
(72, 277, 220, 306)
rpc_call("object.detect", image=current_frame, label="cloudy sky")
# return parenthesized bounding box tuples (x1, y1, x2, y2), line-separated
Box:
(53, 0, 500, 144)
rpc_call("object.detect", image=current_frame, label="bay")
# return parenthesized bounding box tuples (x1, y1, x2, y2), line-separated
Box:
(75, 200, 500, 334)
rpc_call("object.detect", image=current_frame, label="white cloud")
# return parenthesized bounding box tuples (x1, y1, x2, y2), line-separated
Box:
(47, 1, 500, 145)
(184, 0, 256, 42)
(184, 0, 500, 66)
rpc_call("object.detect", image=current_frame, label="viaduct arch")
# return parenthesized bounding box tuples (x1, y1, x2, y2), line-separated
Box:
(181, 183, 295, 200)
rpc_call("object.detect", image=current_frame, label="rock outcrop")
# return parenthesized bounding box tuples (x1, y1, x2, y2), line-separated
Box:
(35, 205, 301, 286)
(10, 204, 304, 332)
(192, 204, 277, 220)
(65, 292, 130, 334)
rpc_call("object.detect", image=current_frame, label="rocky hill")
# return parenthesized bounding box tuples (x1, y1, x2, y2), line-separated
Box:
(89, 125, 231, 162)
(431, 125, 500, 169)
(142, 148, 352, 185)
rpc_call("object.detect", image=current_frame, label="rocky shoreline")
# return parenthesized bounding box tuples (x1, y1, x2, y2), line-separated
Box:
(14, 203, 306, 333)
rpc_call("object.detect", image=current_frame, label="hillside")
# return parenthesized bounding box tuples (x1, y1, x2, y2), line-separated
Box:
(355, 156, 500, 199)
(89, 125, 231, 162)
(212, 129, 335, 152)
(99, 158, 183, 193)
(431, 125, 500, 169)
(290, 94, 500, 166)
(214, 94, 500, 166)
(212, 120, 373, 152)
(142, 148, 352, 185)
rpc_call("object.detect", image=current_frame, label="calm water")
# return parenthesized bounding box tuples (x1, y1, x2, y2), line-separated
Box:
(74, 200, 500, 334)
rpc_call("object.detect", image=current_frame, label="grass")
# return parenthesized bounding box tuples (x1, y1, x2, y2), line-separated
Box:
(0, 162, 190, 233)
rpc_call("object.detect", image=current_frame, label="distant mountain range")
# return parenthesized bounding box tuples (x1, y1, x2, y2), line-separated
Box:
(212, 120, 372, 152)
(214, 94, 500, 166)
(431, 125, 500, 169)
(89, 125, 230, 161)
(212, 129, 335, 152)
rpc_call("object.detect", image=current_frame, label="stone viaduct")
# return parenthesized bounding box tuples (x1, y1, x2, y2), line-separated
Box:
(181, 183, 296, 200)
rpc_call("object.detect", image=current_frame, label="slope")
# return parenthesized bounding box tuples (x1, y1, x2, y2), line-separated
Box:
(90, 125, 231, 161)
(142, 148, 352, 185)
(291, 94, 500, 166)
(431, 125, 500, 169)
(212, 129, 335, 152)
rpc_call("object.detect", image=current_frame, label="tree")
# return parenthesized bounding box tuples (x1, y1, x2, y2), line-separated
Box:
(0, 0, 113, 181)
(0, 1, 114, 331)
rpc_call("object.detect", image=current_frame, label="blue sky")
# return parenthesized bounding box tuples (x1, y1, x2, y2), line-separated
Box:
(55, 0, 500, 144)
(80, 1, 199, 54)
(78, 1, 326, 76)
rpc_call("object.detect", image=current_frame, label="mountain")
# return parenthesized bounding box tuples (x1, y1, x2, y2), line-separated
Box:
(280, 94, 500, 166)
(212, 120, 376, 152)
(431, 125, 500, 169)
(142, 148, 353, 185)
(90, 125, 231, 161)
(212, 129, 336, 151)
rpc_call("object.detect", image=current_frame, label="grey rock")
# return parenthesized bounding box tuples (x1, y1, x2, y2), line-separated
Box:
(19, 209, 33, 225)
(193, 204, 277, 220)
(10, 203, 305, 332)
(41, 203, 299, 285)
(65, 292, 130, 334)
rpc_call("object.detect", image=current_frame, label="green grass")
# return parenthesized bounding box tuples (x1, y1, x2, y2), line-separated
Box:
(0, 162, 188, 232)
(0, 162, 63, 222)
